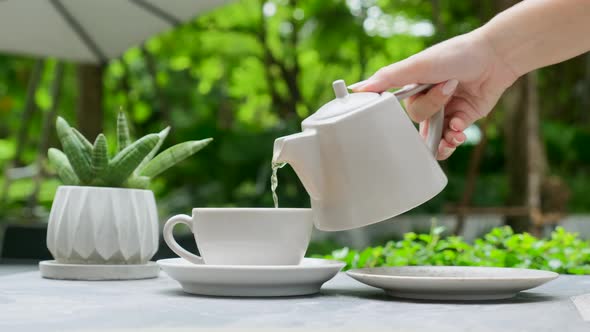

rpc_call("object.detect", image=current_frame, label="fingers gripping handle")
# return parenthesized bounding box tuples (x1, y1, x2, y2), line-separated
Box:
(424, 106, 444, 158)
(163, 214, 204, 264)
(393, 83, 443, 159)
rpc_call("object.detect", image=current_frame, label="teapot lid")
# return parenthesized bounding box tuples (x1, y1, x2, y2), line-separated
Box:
(304, 80, 380, 123)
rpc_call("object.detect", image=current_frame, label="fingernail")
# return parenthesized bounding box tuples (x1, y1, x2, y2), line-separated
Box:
(442, 79, 458, 96)
(348, 79, 369, 90)
(452, 137, 464, 145)
(441, 147, 456, 158)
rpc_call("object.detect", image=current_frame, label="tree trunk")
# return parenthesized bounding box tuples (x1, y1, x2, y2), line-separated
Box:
(12, 60, 45, 167)
(27, 62, 65, 214)
(0, 59, 44, 204)
(454, 118, 489, 235)
(525, 71, 547, 235)
(76, 63, 104, 140)
(141, 46, 172, 126)
(503, 72, 547, 233)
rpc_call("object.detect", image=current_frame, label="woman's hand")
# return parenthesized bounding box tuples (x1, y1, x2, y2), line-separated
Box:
(349, 29, 518, 160)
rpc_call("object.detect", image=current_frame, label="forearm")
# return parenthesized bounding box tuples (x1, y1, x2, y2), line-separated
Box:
(480, 0, 590, 77)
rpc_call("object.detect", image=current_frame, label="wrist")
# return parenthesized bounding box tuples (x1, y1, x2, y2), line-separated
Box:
(472, 24, 521, 88)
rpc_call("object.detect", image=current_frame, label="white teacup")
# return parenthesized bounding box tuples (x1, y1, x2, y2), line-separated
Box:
(163, 208, 314, 265)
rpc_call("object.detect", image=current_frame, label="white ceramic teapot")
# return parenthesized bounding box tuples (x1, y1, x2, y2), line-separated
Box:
(273, 79, 447, 231)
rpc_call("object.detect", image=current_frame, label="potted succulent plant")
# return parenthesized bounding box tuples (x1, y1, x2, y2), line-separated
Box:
(46, 112, 211, 265)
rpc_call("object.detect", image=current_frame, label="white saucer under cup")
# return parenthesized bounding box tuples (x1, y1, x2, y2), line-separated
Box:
(346, 266, 559, 301)
(157, 258, 345, 297)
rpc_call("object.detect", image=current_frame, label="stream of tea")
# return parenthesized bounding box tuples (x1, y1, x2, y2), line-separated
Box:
(271, 162, 286, 208)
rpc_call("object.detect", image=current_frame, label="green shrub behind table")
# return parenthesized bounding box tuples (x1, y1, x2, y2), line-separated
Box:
(321, 226, 590, 275)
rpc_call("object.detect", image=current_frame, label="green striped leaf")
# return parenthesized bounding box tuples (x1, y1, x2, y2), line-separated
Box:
(92, 134, 109, 176)
(105, 133, 159, 186)
(117, 111, 132, 152)
(48, 148, 79, 185)
(125, 175, 151, 189)
(72, 128, 93, 158)
(56, 117, 93, 183)
(140, 138, 212, 178)
(136, 126, 170, 173)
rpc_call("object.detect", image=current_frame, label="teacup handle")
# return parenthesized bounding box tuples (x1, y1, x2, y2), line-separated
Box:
(163, 214, 204, 264)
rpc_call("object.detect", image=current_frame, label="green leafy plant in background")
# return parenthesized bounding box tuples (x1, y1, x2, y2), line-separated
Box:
(47, 112, 212, 189)
(322, 226, 590, 275)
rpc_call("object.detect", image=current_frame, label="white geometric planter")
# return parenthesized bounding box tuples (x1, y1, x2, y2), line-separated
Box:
(47, 186, 159, 265)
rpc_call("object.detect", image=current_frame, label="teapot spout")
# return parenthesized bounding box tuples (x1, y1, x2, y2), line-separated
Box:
(273, 129, 322, 200)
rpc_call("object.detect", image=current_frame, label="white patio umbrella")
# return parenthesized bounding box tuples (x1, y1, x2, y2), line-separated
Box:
(0, 0, 232, 63)
(0, 0, 233, 209)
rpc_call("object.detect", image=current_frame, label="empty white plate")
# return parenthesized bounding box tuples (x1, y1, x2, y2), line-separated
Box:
(158, 258, 345, 297)
(346, 266, 559, 301)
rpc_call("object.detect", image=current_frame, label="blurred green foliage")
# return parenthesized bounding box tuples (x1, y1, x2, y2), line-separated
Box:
(0, 0, 589, 222)
(321, 226, 590, 274)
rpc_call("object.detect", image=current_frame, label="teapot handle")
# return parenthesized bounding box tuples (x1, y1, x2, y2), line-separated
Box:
(423, 107, 444, 159)
(393, 83, 443, 159)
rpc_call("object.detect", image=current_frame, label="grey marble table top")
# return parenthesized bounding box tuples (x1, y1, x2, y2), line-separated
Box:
(0, 263, 37, 276)
(1, 264, 590, 331)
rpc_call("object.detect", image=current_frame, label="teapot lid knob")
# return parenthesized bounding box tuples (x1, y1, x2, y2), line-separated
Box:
(332, 80, 348, 99)
(304, 78, 380, 124)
